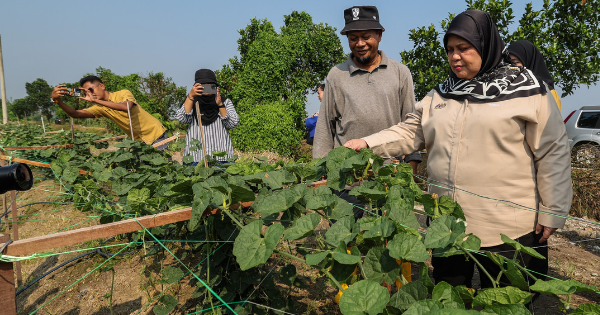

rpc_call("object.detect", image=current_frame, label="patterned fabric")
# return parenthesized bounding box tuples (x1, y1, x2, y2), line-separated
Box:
(435, 65, 546, 101)
(173, 98, 239, 162)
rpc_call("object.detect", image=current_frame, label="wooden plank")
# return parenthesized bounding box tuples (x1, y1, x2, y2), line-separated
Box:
(1, 207, 192, 256)
(0, 155, 52, 169)
(0, 234, 17, 315)
(2, 144, 73, 150)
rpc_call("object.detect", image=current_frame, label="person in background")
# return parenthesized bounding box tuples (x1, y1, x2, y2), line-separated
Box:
(51, 76, 168, 150)
(344, 10, 572, 289)
(305, 83, 324, 145)
(508, 40, 561, 110)
(174, 69, 239, 164)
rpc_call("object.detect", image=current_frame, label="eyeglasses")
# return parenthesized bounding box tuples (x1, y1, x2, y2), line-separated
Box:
(83, 83, 101, 94)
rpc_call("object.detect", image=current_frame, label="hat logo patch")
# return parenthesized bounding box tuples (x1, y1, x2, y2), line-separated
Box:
(434, 103, 447, 109)
(352, 8, 359, 20)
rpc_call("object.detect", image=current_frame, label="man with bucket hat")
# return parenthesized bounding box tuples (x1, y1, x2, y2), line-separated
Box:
(313, 5, 421, 175)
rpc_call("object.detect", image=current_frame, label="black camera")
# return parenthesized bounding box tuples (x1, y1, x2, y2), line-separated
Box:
(0, 163, 33, 194)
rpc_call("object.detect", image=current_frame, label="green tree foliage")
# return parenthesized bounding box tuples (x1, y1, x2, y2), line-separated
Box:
(218, 11, 346, 157)
(139, 72, 187, 120)
(9, 78, 54, 120)
(401, 0, 600, 100)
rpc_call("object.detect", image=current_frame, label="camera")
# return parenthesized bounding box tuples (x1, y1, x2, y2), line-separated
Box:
(201, 84, 218, 95)
(69, 88, 82, 97)
(0, 163, 33, 194)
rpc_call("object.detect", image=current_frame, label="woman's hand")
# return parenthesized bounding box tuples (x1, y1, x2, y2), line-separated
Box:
(535, 224, 558, 243)
(189, 83, 204, 99)
(344, 139, 368, 152)
(216, 87, 223, 106)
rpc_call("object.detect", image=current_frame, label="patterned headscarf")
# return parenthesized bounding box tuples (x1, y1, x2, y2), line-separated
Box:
(434, 10, 546, 101)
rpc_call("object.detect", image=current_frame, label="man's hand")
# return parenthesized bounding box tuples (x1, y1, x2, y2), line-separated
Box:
(535, 223, 558, 243)
(78, 91, 97, 103)
(344, 139, 368, 152)
(189, 83, 205, 99)
(51, 84, 69, 102)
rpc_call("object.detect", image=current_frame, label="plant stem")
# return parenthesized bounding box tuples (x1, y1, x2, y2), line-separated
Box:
(222, 209, 244, 228)
(357, 258, 368, 279)
(461, 247, 497, 288)
(512, 261, 539, 283)
(324, 269, 344, 291)
(273, 249, 305, 264)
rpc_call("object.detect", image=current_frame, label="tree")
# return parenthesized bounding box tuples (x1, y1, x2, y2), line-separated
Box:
(139, 72, 187, 120)
(8, 78, 54, 120)
(400, 0, 600, 100)
(218, 11, 346, 157)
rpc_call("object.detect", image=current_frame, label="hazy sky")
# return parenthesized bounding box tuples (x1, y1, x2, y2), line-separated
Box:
(0, 0, 597, 117)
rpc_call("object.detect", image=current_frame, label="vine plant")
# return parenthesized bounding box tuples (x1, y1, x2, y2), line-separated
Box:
(1, 124, 599, 315)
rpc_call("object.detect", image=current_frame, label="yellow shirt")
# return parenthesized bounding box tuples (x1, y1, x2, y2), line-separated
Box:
(550, 89, 562, 111)
(84, 90, 165, 144)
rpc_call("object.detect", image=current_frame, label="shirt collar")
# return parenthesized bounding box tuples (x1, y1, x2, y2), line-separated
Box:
(348, 50, 388, 74)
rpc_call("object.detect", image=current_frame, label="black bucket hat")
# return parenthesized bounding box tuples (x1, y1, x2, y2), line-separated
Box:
(194, 69, 218, 85)
(340, 6, 385, 35)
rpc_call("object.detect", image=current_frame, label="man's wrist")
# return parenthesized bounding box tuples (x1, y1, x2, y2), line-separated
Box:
(187, 94, 194, 101)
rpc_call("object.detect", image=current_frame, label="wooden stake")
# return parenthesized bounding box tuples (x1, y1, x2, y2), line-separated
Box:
(194, 102, 209, 168)
(0, 35, 8, 125)
(24, 112, 28, 130)
(10, 191, 21, 286)
(70, 117, 75, 140)
(0, 234, 16, 315)
(41, 114, 46, 134)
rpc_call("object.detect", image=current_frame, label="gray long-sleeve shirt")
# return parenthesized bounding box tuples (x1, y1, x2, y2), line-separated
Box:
(313, 51, 418, 160)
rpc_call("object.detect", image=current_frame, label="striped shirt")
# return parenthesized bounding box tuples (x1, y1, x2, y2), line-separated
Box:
(174, 98, 239, 162)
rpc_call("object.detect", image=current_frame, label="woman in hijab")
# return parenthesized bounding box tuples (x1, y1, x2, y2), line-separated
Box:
(508, 40, 561, 110)
(344, 10, 572, 288)
(174, 69, 239, 164)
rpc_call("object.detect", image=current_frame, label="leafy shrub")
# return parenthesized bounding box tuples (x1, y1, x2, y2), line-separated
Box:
(230, 98, 304, 157)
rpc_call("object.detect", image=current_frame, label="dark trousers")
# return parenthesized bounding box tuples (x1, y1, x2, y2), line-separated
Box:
(431, 231, 548, 288)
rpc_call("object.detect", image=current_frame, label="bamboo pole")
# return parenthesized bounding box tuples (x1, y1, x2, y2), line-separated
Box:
(70, 117, 75, 140)
(0, 35, 7, 125)
(194, 102, 209, 168)
(41, 114, 46, 134)
(10, 190, 21, 286)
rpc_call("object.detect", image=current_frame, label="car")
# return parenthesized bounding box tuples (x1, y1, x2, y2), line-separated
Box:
(564, 105, 600, 165)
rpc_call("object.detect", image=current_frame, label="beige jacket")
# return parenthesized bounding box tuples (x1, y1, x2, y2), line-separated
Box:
(363, 90, 572, 247)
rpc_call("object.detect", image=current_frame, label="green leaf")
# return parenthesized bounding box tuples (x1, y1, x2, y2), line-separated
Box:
(500, 234, 546, 260)
(403, 300, 444, 315)
(284, 213, 321, 240)
(454, 285, 475, 305)
(227, 176, 255, 203)
(305, 194, 336, 210)
(279, 265, 296, 287)
(387, 232, 430, 263)
(424, 216, 466, 249)
(481, 304, 531, 315)
(182, 155, 194, 164)
(386, 186, 419, 230)
(252, 188, 303, 216)
(189, 187, 212, 231)
(530, 279, 598, 295)
(432, 281, 465, 309)
(339, 280, 390, 315)
(363, 247, 401, 284)
(327, 197, 354, 220)
(418, 262, 436, 293)
(573, 303, 600, 314)
(160, 266, 184, 284)
(326, 216, 357, 246)
(153, 294, 178, 315)
(262, 170, 296, 190)
(349, 183, 386, 201)
(363, 220, 395, 240)
(472, 287, 532, 307)
(332, 242, 361, 265)
(306, 251, 329, 266)
(127, 187, 151, 210)
(233, 220, 284, 270)
(504, 260, 529, 291)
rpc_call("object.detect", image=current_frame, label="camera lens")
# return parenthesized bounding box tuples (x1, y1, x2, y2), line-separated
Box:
(0, 163, 34, 194)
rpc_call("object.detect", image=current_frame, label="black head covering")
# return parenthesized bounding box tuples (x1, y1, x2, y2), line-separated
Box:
(434, 10, 546, 102)
(508, 40, 555, 90)
(193, 69, 220, 125)
(340, 6, 385, 35)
